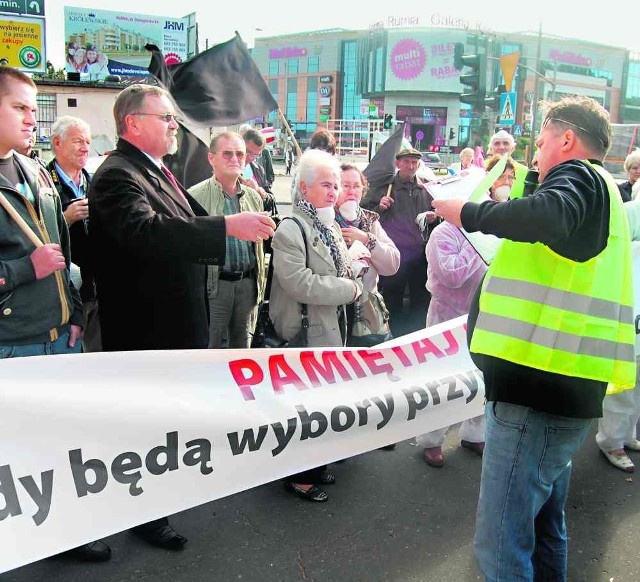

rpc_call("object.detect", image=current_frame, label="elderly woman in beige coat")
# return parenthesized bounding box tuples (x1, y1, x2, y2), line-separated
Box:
(270, 148, 362, 502)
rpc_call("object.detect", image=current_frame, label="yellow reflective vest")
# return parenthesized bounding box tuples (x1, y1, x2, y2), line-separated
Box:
(470, 161, 636, 388)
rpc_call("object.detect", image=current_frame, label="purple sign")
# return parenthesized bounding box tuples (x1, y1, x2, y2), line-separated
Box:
(390, 38, 426, 81)
(268, 47, 307, 59)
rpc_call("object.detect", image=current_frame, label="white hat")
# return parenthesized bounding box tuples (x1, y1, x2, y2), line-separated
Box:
(489, 129, 515, 145)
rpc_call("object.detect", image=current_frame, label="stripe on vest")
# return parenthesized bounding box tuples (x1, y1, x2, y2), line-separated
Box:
(476, 312, 636, 362)
(485, 276, 634, 323)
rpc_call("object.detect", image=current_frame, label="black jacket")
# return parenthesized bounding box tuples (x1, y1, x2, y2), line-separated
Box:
(0, 154, 82, 344)
(47, 160, 96, 302)
(88, 139, 227, 351)
(464, 159, 612, 419)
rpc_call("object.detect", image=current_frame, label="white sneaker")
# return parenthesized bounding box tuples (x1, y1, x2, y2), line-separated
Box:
(602, 449, 635, 473)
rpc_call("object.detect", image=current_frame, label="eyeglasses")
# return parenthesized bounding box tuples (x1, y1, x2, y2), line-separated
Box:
(217, 150, 247, 161)
(544, 117, 607, 148)
(132, 112, 181, 123)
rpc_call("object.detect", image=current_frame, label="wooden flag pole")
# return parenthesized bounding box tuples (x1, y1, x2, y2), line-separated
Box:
(0, 193, 42, 247)
(277, 108, 303, 158)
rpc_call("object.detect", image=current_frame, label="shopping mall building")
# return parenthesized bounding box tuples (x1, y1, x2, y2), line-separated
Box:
(251, 19, 640, 158)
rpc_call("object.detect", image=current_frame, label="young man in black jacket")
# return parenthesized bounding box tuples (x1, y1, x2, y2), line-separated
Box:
(0, 67, 110, 562)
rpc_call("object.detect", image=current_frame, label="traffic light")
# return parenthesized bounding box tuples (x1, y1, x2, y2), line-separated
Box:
(458, 51, 486, 112)
(453, 43, 465, 71)
(383, 114, 393, 129)
(484, 84, 506, 110)
(449, 127, 455, 140)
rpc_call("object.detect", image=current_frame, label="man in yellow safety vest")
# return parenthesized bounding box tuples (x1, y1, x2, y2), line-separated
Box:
(433, 96, 635, 581)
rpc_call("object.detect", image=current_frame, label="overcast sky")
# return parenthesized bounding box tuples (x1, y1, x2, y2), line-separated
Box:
(46, 0, 640, 69)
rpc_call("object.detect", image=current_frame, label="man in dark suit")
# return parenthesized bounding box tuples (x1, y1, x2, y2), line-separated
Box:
(88, 84, 275, 549)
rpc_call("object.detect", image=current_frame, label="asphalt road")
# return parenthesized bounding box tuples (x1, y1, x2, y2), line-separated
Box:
(3, 423, 639, 582)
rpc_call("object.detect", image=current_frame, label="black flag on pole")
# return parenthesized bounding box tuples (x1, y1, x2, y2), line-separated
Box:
(145, 34, 278, 188)
(363, 125, 406, 191)
(146, 34, 278, 126)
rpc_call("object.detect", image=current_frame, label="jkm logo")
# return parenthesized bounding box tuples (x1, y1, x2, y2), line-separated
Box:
(164, 21, 184, 31)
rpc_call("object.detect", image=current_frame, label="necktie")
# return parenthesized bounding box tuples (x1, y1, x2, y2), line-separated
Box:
(160, 165, 189, 206)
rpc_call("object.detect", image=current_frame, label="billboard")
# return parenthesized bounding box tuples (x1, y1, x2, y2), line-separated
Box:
(63, 6, 190, 81)
(384, 30, 466, 93)
(0, 15, 46, 73)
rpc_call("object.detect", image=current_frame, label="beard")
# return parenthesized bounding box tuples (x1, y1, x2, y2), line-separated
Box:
(166, 136, 178, 155)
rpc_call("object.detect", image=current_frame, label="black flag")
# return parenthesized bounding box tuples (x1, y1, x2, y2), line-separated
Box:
(168, 124, 213, 191)
(146, 34, 277, 126)
(363, 125, 405, 191)
(146, 34, 278, 189)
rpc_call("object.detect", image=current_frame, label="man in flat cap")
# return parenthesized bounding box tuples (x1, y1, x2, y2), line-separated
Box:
(362, 147, 437, 336)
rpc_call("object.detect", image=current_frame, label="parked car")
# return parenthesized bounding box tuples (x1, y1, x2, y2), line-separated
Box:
(421, 152, 448, 174)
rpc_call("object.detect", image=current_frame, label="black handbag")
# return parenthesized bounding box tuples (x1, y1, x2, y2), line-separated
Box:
(251, 217, 309, 348)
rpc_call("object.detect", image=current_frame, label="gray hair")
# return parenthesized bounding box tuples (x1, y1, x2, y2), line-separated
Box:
(291, 148, 341, 205)
(51, 116, 91, 149)
(624, 149, 640, 172)
(113, 84, 173, 137)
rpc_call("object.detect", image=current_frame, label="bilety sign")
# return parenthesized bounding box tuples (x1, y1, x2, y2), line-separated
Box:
(319, 85, 332, 97)
(64, 6, 189, 81)
(0, 15, 45, 73)
(0, 0, 45, 17)
(319, 75, 332, 83)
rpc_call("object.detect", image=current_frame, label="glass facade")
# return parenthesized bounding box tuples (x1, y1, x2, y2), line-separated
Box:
(342, 40, 364, 120)
(307, 76, 318, 123)
(308, 56, 319, 73)
(286, 77, 297, 123)
(268, 79, 278, 124)
(287, 58, 299, 75)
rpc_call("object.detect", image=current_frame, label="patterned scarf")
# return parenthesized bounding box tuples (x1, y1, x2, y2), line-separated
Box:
(297, 200, 351, 278)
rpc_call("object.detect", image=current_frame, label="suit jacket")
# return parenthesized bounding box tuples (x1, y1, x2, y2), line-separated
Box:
(269, 208, 356, 347)
(88, 138, 226, 351)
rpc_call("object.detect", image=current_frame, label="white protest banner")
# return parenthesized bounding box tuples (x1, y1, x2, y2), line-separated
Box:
(0, 316, 483, 573)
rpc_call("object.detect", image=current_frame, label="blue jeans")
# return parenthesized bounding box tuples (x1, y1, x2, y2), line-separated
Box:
(474, 402, 591, 582)
(0, 331, 82, 358)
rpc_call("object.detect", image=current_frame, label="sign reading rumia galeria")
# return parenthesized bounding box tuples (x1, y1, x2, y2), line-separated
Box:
(0, 317, 484, 573)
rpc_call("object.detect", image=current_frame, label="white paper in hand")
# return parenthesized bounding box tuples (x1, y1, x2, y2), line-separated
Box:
(426, 166, 486, 201)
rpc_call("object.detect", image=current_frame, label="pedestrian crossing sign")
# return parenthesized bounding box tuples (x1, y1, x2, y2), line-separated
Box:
(499, 92, 517, 126)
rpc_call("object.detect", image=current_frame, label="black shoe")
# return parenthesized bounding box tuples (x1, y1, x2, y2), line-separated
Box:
(318, 469, 336, 485)
(379, 443, 397, 451)
(133, 524, 187, 550)
(284, 481, 329, 502)
(63, 541, 111, 562)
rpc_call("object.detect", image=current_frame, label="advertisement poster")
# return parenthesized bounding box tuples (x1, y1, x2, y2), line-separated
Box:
(63, 6, 189, 80)
(0, 15, 46, 73)
(385, 30, 466, 93)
